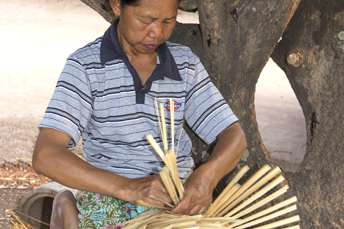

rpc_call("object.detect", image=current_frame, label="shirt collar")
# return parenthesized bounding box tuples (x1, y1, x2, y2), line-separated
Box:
(100, 20, 182, 81)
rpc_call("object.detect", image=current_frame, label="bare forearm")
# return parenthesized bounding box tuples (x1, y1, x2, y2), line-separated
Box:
(197, 122, 247, 189)
(33, 144, 130, 200)
(32, 128, 174, 207)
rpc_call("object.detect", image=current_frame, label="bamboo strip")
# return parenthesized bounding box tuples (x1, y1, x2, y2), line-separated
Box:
(166, 151, 184, 199)
(195, 223, 224, 228)
(251, 215, 300, 229)
(225, 175, 285, 217)
(166, 226, 198, 229)
(230, 197, 297, 227)
(149, 215, 202, 228)
(150, 196, 175, 208)
(127, 214, 240, 229)
(170, 99, 175, 152)
(208, 184, 242, 218)
(198, 217, 239, 223)
(177, 227, 200, 229)
(200, 225, 223, 228)
(214, 165, 272, 216)
(154, 99, 164, 147)
(160, 167, 179, 205)
(136, 200, 153, 208)
(206, 166, 250, 216)
(146, 135, 167, 164)
(160, 221, 230, 229)
(165, 152, 175, 175)
(159, 103, 168, 153)
(153, 220, 198, 228)
(125, 221, 149, 228)
(281, 225, 300, 229)
(161, 170, 178, 205)
(124, 209, 161, 223)
(231, 185, 289, 219)
(155, 149, 177, 188)
(233, 205, 298, 229)
(220, 167, 281, 216)
(166, 99, 184, 199)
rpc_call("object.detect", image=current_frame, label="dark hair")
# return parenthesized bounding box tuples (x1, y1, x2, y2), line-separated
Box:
(120, 0, 140, 7)
(119, 0, 180, 7)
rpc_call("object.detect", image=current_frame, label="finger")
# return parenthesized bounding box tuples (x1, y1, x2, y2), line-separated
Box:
(150, 175, 170, 196)
(151, 189, 173, 204)
(199, 206, 207, 214)
(150, 196, 174, 209)
(146, 191, 174, 209)
(138, 197, 165, 209)
(172, 200, 190, 214)
(143, 179, 172, 204)
(189, 205, 203, 216)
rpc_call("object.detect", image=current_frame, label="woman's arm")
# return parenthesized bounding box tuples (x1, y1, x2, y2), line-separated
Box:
(32, 128, 171, 208)
(173, 122, 247, 215)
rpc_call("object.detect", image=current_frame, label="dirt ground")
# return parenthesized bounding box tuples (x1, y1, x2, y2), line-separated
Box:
(0, 0, 306, 227)
(0, 1, 108, 227)
(0, 161, 50, 228)
(0, 0, 109, 162)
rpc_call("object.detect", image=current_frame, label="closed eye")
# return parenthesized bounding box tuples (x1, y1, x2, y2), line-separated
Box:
(163, 19, 176, 24)
(139, 18, 153, 25)
(137, 16, 155, 24)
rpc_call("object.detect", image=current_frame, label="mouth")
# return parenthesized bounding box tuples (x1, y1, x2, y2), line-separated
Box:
(143, 44, 158, 51)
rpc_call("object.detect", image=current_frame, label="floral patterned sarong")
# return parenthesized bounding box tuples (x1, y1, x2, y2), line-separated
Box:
(76, 191, 148, 229)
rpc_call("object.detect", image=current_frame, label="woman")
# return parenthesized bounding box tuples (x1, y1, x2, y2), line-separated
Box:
(32, 0, 247, 228)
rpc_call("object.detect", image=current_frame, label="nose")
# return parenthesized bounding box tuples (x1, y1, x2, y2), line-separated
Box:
(148, 22, 164, 40)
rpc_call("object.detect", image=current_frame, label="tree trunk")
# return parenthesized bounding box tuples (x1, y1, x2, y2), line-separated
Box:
(179, 0, 198, 12)
(272, 0, 344, 227)
(198, 0, 300, 167)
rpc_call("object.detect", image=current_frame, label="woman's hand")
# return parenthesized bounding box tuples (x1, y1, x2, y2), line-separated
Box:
(172, 166, 215, 215)
(122, 175, 173, 209)
(172, 123, 247, 215)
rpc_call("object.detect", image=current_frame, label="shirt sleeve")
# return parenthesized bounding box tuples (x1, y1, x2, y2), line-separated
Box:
(39, 57, 93, 147)
(184, 53, 239, 145)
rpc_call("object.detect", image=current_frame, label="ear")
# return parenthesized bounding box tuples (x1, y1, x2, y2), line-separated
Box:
(110, 0, 121, 16)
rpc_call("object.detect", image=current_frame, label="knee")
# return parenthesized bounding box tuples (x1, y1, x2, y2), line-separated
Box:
(50, 190, 79, 229)
(52, 190, 76, 216)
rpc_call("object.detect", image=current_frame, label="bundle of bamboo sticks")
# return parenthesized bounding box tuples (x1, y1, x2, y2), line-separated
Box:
(145, 99, 184, 205)
(125, 99, 300, 228)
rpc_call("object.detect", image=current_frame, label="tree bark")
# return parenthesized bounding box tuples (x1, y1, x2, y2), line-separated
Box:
(198, 0, 300, 167)
(81, 0, 114, 23)
(272, 0, 344, 227)
(179, 0, 198, 12)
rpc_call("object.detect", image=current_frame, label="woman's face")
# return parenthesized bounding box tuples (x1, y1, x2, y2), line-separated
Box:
(113, 0, 178, 54)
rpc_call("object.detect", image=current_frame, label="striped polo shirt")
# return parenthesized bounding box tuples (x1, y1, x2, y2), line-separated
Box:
(39, 21, 239, 179)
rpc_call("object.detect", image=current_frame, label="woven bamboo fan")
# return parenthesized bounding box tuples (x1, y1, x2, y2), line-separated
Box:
(125, 99, 300, 228)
